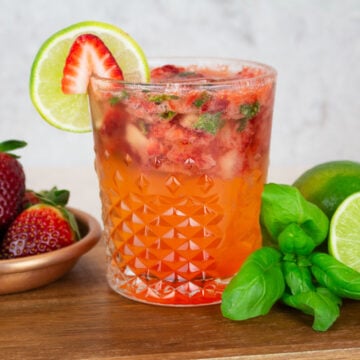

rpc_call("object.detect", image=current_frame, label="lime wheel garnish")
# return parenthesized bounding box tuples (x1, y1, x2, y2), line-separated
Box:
(30, 21, 150, 132)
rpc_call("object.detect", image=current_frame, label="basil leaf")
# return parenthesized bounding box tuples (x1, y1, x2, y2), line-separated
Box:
(148, 94, 179, 104)
(221, 247, 285, 320)
(278, 223, 317, 255)
(193, 112, 224, 135)
(236, 101, 260, 131)
(239, 101, 260, 119)
(282, 287, 341, 332)
(310, 252, 360, 300)
(178, 71, 198, 77)
(109, 91, 129, 105)
(260, 184, 329, 248)
(160, 111, 177, 120)
(282, 261, 315, 295)
(193, 92, 211, 108)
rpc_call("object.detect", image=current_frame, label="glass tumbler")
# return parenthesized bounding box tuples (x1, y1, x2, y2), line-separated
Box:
(88, 58, 276, 306)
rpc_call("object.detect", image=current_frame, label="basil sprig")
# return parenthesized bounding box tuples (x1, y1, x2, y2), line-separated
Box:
(221, 183, 360, 332)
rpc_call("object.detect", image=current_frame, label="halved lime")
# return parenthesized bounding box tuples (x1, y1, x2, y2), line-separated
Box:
(29, 21, 150, 132)
(329, 192, 360, 272)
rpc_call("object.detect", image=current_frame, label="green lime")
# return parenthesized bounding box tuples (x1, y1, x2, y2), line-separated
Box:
(29, 21, 150, 132)
(293, 160, 360, 219)
(329, 192, 360, 272)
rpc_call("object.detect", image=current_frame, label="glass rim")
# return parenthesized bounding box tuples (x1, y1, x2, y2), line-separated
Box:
(90, 57, 277, 91)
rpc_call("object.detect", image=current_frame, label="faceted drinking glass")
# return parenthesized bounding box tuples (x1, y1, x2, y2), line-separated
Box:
(88, 58, 276, 306)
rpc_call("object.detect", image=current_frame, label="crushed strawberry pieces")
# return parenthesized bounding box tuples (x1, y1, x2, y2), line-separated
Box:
(150, 64, 185, 80)
(90, 63, 275, 178)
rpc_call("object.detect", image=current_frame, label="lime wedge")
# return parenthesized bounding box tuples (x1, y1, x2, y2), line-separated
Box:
(29, 21, 150, 132)
(329, 192, 360, 272)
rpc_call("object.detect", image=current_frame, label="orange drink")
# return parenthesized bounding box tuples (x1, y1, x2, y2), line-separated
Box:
(89, 58, 276, 305)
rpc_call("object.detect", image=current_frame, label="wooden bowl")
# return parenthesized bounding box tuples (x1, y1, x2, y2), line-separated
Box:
(0, 207, 102, 295)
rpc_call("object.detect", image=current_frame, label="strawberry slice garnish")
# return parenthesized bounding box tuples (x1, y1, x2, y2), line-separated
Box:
(62, 34, 124, 94)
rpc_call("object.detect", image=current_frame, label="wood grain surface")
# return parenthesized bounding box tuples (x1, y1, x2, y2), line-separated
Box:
(1, 242, 359, 360)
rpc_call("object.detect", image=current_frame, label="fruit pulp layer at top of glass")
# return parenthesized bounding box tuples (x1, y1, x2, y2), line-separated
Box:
(89, 61, 276, 179)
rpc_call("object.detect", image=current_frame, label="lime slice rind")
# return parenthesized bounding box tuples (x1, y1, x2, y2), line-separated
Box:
(329, 191, 360, 272)
(30, 21, 150, 133)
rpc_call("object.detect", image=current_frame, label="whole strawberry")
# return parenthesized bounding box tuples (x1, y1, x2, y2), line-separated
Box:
(21, 190, 41, 209)
(0, 204, 80, 259)
(0, 140, 26, 233)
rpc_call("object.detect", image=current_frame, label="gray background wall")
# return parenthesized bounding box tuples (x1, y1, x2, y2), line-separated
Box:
(1, 0, 359, 170)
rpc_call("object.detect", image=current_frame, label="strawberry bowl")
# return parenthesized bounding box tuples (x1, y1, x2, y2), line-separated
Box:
(0, 207, 101, 295)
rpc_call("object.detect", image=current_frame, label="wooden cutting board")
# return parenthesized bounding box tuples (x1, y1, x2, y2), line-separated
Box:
(1, 242, 359, 360)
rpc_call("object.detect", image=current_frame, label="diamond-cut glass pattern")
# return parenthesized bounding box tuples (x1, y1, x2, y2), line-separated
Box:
(100, 169, 262, 305)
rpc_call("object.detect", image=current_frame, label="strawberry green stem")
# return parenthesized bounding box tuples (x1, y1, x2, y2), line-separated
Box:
(0, 140, 27, 157)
